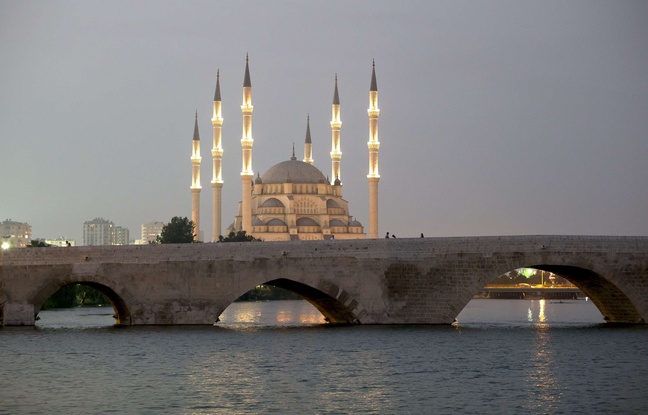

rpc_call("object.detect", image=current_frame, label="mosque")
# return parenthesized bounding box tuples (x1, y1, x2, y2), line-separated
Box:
(189, 56, 381, 242)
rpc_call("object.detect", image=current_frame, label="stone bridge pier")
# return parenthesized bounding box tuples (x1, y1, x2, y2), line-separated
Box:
(1, 236, 647, 326)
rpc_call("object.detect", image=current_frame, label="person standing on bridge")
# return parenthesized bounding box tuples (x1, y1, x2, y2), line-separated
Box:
(385, 232, 390, 238)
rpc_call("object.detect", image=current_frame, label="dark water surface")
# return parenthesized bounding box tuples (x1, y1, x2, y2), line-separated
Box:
(2, 300, 647, 414)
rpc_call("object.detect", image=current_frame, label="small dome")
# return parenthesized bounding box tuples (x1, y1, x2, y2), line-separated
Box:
(252, 218, 266, 226)
(326, 199, 341, 208)
(349, 220, 363, 227)
(334, 178, 341, 185)
(255, 173, 263, 184)
(330, 219, 347, 227)
(267, 218, 288, 227)
(261, 159, 328, 184)
(296, 217, 319, 226)
(260, 198, 285, 208)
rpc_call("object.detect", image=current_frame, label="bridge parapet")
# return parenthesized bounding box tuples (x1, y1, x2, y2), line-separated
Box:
(1, 235, 647, 326)
(3, 235, 647, 265)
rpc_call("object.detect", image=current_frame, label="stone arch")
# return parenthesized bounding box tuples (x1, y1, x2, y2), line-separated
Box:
(267, 278, 361, 323)
(220, 278, 361, 324)
(535, 265, 644, 323)
(445, 262, 645, 324)
(32, 279, 131, 326)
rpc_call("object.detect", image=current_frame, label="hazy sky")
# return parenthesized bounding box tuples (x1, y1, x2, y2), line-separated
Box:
(1, 0, 647, 243)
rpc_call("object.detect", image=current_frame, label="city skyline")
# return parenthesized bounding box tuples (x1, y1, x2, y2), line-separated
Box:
(2, 1, 647, 244)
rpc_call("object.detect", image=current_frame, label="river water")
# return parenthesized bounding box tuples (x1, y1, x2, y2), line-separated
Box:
(2, 299, 647, 415)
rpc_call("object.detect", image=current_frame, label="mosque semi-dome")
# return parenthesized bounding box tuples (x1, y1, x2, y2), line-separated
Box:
(259, 198, 285, 208)
(349, 219, 363, 227)
(261, 159, 328, 184)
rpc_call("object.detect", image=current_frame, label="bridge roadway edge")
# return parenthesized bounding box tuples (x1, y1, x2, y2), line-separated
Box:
(1, 235, 647, 326)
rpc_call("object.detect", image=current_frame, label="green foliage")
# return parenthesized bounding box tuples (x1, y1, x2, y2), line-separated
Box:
(218, 230, 261, 242)
(491, 269, 529, 285)
(236, 285, 302, 301)
(156, 216, 196, 244)
(42, 284, 110, 309)
(489, 268, 572, 286)
(27, 240, 50, 247)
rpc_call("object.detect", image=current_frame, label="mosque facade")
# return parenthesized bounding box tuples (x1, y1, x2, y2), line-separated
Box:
(190, 57, 381, 242)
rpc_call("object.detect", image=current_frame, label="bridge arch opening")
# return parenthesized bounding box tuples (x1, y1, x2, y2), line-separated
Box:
(456, 265, 642, 325)
(266, 279, 360, 324)
(533, 265, 644, 324)
(33, 281, 131, 327)
(217, 278, 360, 326)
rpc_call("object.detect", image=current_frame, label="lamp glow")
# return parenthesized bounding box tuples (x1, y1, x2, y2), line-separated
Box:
(1, 242, 10, 250)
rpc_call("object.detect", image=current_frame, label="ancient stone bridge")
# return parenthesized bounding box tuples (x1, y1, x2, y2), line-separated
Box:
(1, 236, 647, 326)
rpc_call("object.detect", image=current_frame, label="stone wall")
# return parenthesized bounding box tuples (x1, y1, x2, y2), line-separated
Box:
(1, 236, 647, 325)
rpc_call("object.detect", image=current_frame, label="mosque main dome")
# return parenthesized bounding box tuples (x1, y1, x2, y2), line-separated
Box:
(260, 159, 328, 184)
(229, 153, 366, 241)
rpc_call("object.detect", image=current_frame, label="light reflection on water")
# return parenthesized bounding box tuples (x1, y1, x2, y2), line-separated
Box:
(218, 300, 326, 328)
(526, 324, 560, 413)
(455, 298, 605, 328)
(32, 298, 605, 330)
(2, 300, 647, 415)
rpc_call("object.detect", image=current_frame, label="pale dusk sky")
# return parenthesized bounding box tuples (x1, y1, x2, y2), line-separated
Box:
(1, 1, 647, 243)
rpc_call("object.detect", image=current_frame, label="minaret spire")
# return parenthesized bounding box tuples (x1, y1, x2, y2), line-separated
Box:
(191, 111, 202, 241)
(214, 69, 222, 101)
(243, 53, 251, 87)
(193, 111, 200, 140)
(330, 74, 342, 184)
(303, 114, 314, 165)
(333, 74, 340, 105)
(367, 60, 381, 239)
(211, 69, 224, 241)
(240, 54, 254, 233)
(370, 59, 378, 91)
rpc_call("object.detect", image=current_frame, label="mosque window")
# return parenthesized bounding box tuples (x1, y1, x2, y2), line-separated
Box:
(295, 198, 318, 214)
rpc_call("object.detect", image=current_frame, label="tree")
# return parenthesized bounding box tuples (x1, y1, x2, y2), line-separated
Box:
(27, 240, 50, 247)
(42, 284, 110, 309)
(218, 230, 261, 242)
(156, 217, 196, 244)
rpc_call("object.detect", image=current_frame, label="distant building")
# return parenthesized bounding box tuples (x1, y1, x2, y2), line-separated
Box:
(1, 219, 32, 248)
(112, 226, 130, 246)
(83, 218, 113, 246)
(140, 221, 164, 244)
(45, 237, 76, 247)
(83, 218, 130, 246)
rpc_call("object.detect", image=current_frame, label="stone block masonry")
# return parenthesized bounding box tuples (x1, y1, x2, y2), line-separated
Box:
(1, 236, 647, 325)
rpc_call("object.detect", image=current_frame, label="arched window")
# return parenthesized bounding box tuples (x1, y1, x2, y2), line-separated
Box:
(294, 198, 318, 214)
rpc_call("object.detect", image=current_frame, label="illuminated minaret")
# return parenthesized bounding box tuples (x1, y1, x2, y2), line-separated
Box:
(240, 55, 254, 232)
(190, 111, 202, 241)
(330, 74, 342, 183)
(211, 70, 224, 241)
(367, 61, 380, 239)
(303, 115, 313, 165)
